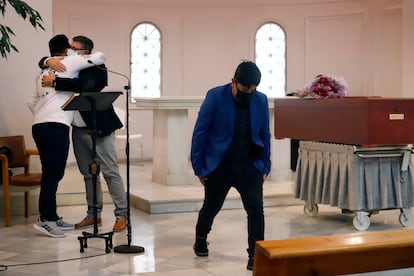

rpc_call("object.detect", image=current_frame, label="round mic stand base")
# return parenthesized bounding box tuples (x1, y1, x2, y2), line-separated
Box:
(114, 244, 145, 254)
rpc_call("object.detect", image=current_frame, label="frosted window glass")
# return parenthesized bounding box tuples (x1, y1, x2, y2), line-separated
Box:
(131, 23, 161, 98)
(255, 22, 286, 97)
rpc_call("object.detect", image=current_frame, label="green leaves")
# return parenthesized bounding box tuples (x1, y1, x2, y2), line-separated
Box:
(0, 0, 45, 59)
(0, 25, 18, 58)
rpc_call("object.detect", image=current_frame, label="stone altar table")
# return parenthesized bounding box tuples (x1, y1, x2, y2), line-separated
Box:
(135, 96, 282, 185)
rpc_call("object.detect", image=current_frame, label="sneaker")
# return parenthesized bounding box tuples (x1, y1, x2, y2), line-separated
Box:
(113, 215, 127, 232)
(56, 217, 74, 231)
(193, 235, 209, 257)
(75, 215, 102, 229)
(246, 257, 254, 270)
(33, 217, 65, 238)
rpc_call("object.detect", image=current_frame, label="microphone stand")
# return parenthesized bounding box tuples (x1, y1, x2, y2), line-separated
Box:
(90, 61, 144, 254)
(106, 67, 145, 254)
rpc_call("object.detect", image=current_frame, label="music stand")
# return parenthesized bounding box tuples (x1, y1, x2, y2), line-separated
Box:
(62, 91, 122, 253)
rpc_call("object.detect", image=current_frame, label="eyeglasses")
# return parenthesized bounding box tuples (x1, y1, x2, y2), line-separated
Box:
(70, 46, 88, 51)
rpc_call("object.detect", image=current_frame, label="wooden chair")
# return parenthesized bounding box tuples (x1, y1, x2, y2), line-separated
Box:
(0, 135, 42, 227)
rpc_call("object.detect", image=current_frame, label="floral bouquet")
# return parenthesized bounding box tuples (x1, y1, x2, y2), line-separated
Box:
(294, 75, 348, 99)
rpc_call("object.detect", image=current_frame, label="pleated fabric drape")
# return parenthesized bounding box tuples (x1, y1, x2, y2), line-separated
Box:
(294, 141, 414, 211)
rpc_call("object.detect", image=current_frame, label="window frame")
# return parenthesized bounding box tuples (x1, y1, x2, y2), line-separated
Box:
(255, 21, 287, 98)
(130, 21, 162, 99)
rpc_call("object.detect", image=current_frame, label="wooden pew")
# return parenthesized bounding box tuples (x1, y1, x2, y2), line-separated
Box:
(254, 229, 414, 276)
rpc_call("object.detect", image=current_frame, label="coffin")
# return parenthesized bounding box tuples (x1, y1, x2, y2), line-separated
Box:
(274, 97, 414, 145)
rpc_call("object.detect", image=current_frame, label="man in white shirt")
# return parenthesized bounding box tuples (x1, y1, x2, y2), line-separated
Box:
(40, 36, 128, 233)
(28, 34, 105, 238)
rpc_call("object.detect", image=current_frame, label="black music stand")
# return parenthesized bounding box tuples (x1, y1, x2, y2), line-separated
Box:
(62, 91, 122, 253)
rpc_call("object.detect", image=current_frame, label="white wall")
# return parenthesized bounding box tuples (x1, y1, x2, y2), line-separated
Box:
(1, 0, 413, 179)
(0, 0, 53, 170)
(49, 0, 410, 164)
(402, 0, 414, 97)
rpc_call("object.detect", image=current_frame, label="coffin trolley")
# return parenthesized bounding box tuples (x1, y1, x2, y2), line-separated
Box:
(295, 141, 414, 230)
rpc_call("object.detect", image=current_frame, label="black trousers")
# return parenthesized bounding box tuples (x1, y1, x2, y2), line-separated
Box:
(195, 161, 264, 258)
(32, 122, 69, 221)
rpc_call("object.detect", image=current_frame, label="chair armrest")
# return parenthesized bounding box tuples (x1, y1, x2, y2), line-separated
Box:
(0, 153, 9, 185)
(24, 149, 39, 175)
(26, 149, 39, 156)
(0, 154, 8, 164)
(0, 154, 9, 167)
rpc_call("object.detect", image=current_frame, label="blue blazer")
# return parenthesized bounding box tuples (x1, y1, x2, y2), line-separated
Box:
(191, 83, 271, 178)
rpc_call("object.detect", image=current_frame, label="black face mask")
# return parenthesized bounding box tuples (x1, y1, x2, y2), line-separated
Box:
(236, 89, 255, 103)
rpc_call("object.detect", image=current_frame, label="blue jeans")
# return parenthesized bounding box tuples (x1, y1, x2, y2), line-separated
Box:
(32, 122, 70, 221)
(195, 161, 264, 258)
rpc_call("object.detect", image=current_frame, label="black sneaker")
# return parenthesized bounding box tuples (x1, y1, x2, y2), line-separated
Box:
(193, 235, 209, 257)
(246, 258, 254, 270)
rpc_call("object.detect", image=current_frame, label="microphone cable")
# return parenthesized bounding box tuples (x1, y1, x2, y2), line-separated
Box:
(0, 252, 107, 271)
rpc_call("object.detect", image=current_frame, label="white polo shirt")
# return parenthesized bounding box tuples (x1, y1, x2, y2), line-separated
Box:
(28, 52, 106, 127)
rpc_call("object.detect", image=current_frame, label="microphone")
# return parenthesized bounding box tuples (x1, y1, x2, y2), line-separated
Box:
(87, 60, 130, 90)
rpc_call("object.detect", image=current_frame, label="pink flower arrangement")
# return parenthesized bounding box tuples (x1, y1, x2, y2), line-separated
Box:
(295, 75, 348, 99)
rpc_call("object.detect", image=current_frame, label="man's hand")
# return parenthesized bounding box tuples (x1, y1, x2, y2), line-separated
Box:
(46, 57, 66, 72)
(41, 72, 56, 87)
(198, 176, 207, 186)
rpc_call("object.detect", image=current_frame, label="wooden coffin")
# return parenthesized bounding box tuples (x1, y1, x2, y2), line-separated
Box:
(274, 97, 414, 145)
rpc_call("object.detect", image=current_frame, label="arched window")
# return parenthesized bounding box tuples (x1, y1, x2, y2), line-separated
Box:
(255, 22, 286, 97)
(131, 22, 161, 98)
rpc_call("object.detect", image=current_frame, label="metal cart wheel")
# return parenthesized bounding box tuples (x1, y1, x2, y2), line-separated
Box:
(353, 211, 370, 231)
(304, 202, 319, 217)
(399, 208, 413, 227)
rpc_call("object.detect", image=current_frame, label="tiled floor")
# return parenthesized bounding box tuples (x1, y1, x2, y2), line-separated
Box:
(1, 162, 414, 275)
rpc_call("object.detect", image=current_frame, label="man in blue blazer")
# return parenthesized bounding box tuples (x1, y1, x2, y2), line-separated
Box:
(191, 61, 271, 270)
